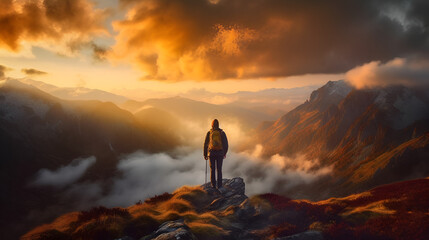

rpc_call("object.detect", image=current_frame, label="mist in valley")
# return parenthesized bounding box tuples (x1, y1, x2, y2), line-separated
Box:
(26, 97, 331, 211)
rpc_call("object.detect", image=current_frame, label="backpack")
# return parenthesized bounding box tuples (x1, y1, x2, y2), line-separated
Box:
(209, 129, 223, 151)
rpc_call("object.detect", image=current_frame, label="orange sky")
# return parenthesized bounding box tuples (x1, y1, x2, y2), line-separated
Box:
(0, 0, 427, 95)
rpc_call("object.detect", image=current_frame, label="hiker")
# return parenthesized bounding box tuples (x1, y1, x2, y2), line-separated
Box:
(204, 119, 228, 189)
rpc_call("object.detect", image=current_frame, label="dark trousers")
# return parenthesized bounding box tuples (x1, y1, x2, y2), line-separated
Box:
(209, 155, 223, 188)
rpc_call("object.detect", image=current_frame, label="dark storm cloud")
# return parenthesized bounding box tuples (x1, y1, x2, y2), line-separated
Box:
(0, 0, 106, 51)
(112, 0, 429, 81)
(21, 68, 47, 75)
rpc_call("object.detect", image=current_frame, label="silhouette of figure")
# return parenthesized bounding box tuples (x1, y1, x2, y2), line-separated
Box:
(204, 119, 228, 189)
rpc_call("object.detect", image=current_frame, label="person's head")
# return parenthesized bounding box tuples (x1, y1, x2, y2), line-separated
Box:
(212, 119, 219, 129)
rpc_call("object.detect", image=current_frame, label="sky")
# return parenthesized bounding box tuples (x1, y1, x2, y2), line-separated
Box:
(1, 0, 428, 95)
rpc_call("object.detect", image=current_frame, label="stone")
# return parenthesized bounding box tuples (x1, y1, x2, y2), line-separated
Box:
(145, 178, 250, 240)
(209, 194, 248, 211)
(140, 219, 196, 240)
(201, 177, 246, 198)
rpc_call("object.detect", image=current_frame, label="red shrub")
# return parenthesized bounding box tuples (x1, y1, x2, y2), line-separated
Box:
(344, 178, 429, 209)
(267, 222, 299, 239)
(258, 193, 291, 210)
(324, 222, 354, 240)
(78, 206, 131, 223)
(355, 212, 429, 240)
(144, 192, 173, 205)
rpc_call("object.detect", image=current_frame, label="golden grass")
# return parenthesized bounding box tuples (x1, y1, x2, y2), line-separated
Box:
(341, 200, 396, 217)
(316, 191, 372, 206)
(219, 205, 237, 217)
(172, 185, 205, 196)
(249, 196, 274, 212)
(72, 215, 127, 239)
(161, 198, 193, 212)
(128, 204, 159, 217)
(187, 221, 229, 240)
(350, 137, 422, 183)
(182, 211, 219, 223)
(172, 186, 209, 206)
(20, 212, 79, 240)
(19, 185, 243, 239)
(309, 221, 329, 231)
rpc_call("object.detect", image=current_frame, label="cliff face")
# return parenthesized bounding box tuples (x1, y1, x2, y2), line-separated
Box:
(23, 177, 429, 240)
(257, 81, 429, 198)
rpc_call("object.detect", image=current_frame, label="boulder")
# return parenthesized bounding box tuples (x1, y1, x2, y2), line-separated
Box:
(209, 194, 248, 211)
(145, 178, 251, 240)
(201, 177, 246, 198)
(201, 177, 249, 211)
(140, 219, 196, 240)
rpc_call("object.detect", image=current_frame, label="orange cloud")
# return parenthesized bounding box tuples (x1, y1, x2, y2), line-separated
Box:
(112, 0, 429, 81)
(0, 0, 106, 52)
(346, 58, 429, 89)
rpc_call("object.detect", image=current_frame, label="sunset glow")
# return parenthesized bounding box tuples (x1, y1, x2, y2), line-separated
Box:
(2, 1, 429, 239)
(5, 0, 425, 95)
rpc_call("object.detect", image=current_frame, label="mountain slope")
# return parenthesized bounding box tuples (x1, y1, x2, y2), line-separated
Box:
(181, 86, 319, 119)
(257, 80, 429, 198)
(23, 177, 429, 240)
(18, 78, 129, 104)
(0, 79, 180, 239)
(122, 96, 275, 129)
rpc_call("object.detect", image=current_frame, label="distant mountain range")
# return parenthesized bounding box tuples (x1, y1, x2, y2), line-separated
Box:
(257, 80, 429, 199)
(0, 79, 180, 239)
(18, 78, 317, 120)
(181, 86, 319, 119)
(17, 78, 129, 104)
(121, 96, 274, 132)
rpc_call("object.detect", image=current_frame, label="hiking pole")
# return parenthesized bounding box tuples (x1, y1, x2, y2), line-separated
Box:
(205, 158, 207, 184)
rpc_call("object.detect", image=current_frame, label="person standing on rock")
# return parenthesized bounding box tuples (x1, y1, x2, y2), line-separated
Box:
(204, 119, 228, 189)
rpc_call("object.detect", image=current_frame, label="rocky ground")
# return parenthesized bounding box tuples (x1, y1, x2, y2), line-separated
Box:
(23, 177, 429, 240)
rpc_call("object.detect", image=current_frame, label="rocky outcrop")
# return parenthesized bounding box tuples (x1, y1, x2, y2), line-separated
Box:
(138, 177, 323, 240)
(140, 177, 251, 240)
(202, 177, 248, 211)
(141, 219, 196, 240)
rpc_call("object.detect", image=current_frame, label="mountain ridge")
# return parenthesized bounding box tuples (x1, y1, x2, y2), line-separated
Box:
(0, 80, 181, 240)
(256, 80, 429, 199)
(22, 177, 429, 240)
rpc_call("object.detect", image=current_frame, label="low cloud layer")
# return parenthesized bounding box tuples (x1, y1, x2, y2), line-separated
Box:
(112, 0, 429, 81)
(346, 58, 429, 89)
(58, 146, 331, 208)
(33, 156, 96, 188)
(0, 0, 106, 54)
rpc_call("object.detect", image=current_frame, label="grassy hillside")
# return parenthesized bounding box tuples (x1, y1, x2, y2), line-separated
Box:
(23, 177, 429, 240)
